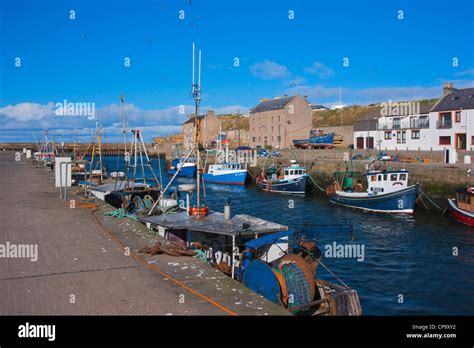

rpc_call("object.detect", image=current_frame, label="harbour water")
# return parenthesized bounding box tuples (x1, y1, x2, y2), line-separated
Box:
(103, 156, 474, 315)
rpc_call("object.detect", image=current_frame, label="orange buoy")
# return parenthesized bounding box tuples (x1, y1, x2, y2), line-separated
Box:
(189, 206, 209, 216)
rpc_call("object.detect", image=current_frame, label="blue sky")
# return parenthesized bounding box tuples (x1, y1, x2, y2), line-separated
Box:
(0, 0, 473, 142)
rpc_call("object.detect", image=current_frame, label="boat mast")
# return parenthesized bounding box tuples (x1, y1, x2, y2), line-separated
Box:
(121, 95, 127, 154)
(192, 43, 203, 209)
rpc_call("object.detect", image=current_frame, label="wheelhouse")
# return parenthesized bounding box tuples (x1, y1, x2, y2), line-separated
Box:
(366, 170, 409, 194)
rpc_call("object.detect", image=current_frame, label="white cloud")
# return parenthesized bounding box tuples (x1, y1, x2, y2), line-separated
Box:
(250, 60, 291, 80)
(304, 62, 335, 79)
(0, 102, 55, 121)
(0, 102, 250, 142)
(454, 67, 474, 77)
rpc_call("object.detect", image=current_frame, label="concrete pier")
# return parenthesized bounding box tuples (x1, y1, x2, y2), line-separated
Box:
(0, 151, 288, 315)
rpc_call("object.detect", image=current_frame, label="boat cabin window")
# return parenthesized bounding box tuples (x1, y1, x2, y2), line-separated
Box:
(399, 174, 407, 181)
(383, 174, 387, 181)
(390, 174, 398, 181)
(378, 175, 382, 181)
(284, 170, 289, 175)
(371, 175, 376, 182)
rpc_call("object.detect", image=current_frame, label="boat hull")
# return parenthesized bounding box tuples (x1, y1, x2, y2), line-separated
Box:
(448, 198, 474, 226)
(329, 185, 419, 213)
(167, 165, 196, 178)
(293, 133, 335, 149)
(257, 175, 308, 194)
(203, 171, 249, 185)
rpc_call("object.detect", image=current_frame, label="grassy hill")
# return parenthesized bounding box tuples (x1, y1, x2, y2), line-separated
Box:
(313, 99, 438, 127)
(217, 114, 249, 131)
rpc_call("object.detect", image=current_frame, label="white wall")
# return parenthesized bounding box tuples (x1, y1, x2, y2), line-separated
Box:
(354, 109, 474, 151)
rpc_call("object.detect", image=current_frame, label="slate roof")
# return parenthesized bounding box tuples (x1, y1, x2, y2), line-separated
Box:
(249, 96, 295, 113)
(431, 88, 474, 112)
(183, 115, 206, 125)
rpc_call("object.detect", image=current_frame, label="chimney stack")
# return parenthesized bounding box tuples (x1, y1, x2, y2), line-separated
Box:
(443, 82, 454, 95)
(259, 98, 269, 103)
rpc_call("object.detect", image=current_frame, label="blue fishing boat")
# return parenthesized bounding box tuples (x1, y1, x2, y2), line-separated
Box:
(203, 139, 249, 185)
(257, 160, 310, 194)
(167, 157, 197, 177)
(327, 169, 419, 213)
(293, 129, 335, 149)
(204, 162, 249, 185)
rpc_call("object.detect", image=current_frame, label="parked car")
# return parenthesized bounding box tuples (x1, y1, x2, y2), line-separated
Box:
(377, 152, 391, 161)
(257, 149, 269, 157)
(235, 146, 252, 152)
(270, 151, 282, 158)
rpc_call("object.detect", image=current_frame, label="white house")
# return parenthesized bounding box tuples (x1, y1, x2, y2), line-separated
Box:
(353, 83, 474, 156)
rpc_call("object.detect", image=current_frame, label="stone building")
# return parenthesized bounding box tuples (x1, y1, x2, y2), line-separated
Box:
(248, 95, 312, 149)
(182, 110, 220, 151)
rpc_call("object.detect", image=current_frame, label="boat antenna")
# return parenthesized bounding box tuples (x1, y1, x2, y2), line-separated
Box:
(192, 42, 205, 210)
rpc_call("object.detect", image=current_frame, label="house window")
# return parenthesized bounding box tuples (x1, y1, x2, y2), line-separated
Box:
(393, 117, 401, 129)
(252, 137, 256, 142)
(438, 112, 452, 129)
(410, 116, 417, 128)
(455, 111, 461, 123)
(277, 136, 281, 142)
(411, 130, 420, 139)
(472, 136, 474, 145)
(419, 115, 429, 128)
(439, 136, 451, 145)
(356, 137, 364, 149)
(384, 131, 391, 140)
(396, 131, 406, 144)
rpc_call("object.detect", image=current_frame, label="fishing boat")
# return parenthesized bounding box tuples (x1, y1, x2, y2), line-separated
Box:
(448, 188, 474, 226)
(256, 160, 310, 194)
(203, 139, 249, 186)
(327, 168, 419, 213)
(293, 129, 335, 149)
(167, 156, 197, 178)
(204, 162, 248, 185)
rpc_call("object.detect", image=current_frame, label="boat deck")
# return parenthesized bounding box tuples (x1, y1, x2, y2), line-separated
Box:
(138, 210, 288, 237)
(91, 181, 148, 193)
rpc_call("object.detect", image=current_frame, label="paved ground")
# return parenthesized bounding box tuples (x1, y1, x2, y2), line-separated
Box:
(0, 151, 288, 315)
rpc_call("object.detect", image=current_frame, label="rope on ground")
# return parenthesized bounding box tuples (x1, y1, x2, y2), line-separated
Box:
(90, 209, 238, 316)
(104, 208, 138, 221)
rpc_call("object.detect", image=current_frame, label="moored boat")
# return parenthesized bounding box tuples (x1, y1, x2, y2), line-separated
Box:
(327, 168, 419, 213)
(293, 129, 335, 149)
(257, 160, 310, 194)
(167, 157, 197, 177)
(203, 162, 249, 185)
(203, 140, 249, 185)
(448, 188, 474, 226)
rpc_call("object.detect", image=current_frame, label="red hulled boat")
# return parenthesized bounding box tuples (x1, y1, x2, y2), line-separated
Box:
(448, 188, 474, 227)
